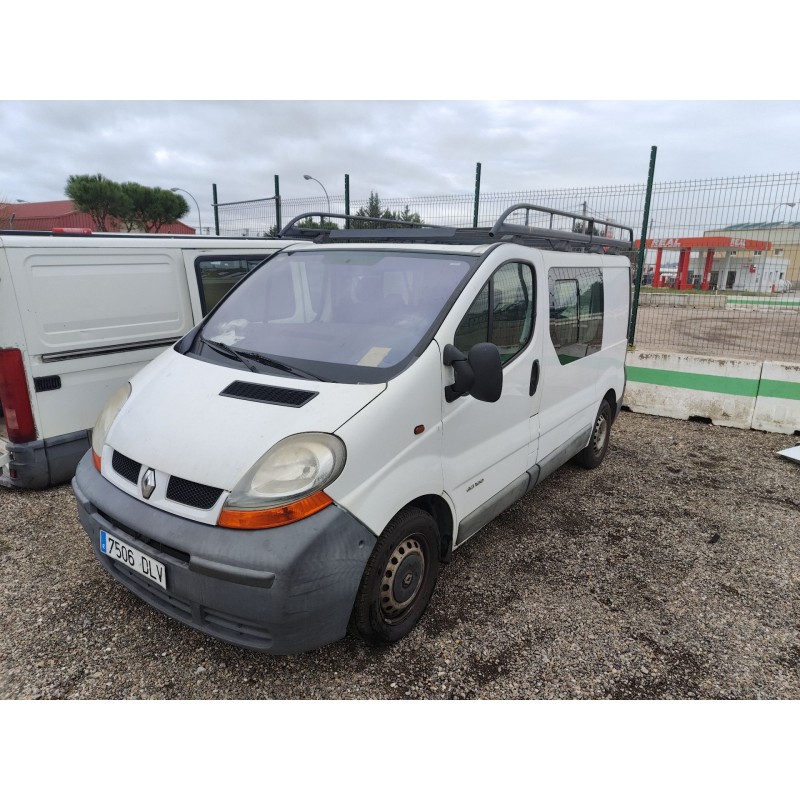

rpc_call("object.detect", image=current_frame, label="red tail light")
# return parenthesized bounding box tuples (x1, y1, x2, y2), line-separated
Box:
(0, 348, 36, 443)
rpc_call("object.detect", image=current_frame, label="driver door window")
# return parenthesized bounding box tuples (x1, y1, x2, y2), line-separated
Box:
(454, 262, 535, 364)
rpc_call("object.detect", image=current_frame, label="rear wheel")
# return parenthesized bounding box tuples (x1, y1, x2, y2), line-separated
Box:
(351, 507, 440, 644)
(574, 398, 612, 469)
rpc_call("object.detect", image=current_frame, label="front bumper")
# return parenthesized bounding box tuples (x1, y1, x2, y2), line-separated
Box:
(72, 452, 375, 654)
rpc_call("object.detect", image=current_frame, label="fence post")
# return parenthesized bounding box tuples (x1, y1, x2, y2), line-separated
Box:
(473, 162, 482, 228)
(628, 145, 658, 347)
(212, 184, 219, 236)
(274, 175, 281, 233)
(345, 174, 350, 228)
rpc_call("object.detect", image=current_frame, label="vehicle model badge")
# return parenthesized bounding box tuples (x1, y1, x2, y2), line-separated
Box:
(141, 468, 156, 499)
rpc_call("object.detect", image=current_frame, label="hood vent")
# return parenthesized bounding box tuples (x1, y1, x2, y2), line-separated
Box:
(220, 380, 318, 408)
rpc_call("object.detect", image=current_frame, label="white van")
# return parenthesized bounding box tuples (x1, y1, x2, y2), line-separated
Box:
(0, 231, 295, 488)
(72, 206, 633, 654)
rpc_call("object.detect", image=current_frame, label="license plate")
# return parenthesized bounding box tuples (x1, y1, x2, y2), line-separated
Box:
(100, 530, 167, 590)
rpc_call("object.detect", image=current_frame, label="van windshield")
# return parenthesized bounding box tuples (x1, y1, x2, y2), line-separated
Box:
(196, 249, 477, 382)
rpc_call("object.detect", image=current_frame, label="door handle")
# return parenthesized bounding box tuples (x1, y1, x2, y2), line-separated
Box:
(529, 359, 540, 396)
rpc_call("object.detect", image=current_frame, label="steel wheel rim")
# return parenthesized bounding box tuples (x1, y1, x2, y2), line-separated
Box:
(593, 414, 609, 454)
(380, 537, 426, 620)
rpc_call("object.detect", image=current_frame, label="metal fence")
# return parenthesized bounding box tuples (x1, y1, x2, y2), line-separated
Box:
(636, 173, 800, 364)
(213, 171, 800, 364)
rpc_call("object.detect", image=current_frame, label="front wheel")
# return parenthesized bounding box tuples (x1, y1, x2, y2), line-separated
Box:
(573, 398, 613, 469)
(351, 507, 440, 645)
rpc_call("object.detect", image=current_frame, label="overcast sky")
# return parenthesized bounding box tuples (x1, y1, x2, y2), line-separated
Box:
(3, 100, 799, 231)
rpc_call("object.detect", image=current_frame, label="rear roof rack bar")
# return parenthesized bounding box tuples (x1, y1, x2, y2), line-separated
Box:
(278, 205, 634, 253)
(490, 203, 634, 250)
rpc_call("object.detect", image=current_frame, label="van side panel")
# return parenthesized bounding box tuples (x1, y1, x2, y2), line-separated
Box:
(536, 256, 628, 461)
(17, 250, 192, 354)
(601, 255, 632, 353)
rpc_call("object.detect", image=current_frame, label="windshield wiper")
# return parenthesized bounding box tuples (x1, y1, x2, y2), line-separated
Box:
(201, 337, 259, 372)
(201, 337, 325, 381)
(236, 349, 328, 382)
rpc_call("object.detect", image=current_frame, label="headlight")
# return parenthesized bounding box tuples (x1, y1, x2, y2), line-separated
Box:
(223, 432, 346, 514)
(91, 382, 131, 468)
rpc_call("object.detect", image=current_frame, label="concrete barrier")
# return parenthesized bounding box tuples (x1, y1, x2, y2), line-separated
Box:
(752, 361, 800, 434)
(624, 350, 761, 429)
(624, 350, 800, 434)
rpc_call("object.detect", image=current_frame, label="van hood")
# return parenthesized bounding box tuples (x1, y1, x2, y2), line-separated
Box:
(106, 350, 385, 489)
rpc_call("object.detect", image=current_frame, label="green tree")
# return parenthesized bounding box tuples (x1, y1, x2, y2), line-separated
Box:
(66, 176, 190, 233)
(398, 204, 422, 224)
(0, 196, 12, 228)
(118, 183, 190, 233)
(352, 191, 423, 228)
(118, 182, 149, 232)
(65, 173, 127, 231)
(144, 188, 190, 233)
(297, 218, 339, 230)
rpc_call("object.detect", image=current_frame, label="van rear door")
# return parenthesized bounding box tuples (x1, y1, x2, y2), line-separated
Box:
(10, 244, 195, 442)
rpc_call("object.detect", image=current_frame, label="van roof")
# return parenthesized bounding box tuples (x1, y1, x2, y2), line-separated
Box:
(278, 203, 635, 255)
(283, 241, 494, 257)
(0, 231, 290, 249)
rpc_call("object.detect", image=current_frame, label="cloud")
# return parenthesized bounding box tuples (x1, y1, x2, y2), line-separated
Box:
(2, 100, 798, 226)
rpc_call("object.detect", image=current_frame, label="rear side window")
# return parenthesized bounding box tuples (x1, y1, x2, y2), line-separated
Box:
(454, 262, 535, 364)
(195, 255, 267, 315)
(548, 267, 603, 364)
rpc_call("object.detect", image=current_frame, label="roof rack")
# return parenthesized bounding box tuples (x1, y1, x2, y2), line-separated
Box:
(278, 205, 634, 254)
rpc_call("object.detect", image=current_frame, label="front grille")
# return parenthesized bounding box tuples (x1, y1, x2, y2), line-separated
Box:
(112, 450, 142, 484)
(166, 476, 223, 509)
(220, 380, 317, 407)
(112, 449, 222, 511)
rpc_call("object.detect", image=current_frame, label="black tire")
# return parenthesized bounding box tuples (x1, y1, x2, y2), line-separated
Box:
(573, 398, 613, 469)
(351, 507, 440, 645)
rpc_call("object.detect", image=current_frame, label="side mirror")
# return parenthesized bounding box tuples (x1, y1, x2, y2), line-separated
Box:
(443, 343, 503, 403)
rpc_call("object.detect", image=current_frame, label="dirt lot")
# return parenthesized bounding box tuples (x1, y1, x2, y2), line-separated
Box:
(634, 302, 800, 363)
(1, 410, 798, 700)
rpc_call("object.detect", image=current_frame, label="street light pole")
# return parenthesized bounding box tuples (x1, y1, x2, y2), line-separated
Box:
(303, 174, 330, 219)
(771, 202, 796, 220)
(171, 187, 203, 235)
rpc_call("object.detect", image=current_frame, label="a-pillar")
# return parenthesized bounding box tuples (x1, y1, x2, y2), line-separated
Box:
(653, 248, 663, 288)
(701, 249, 715, 291)
(676, 248, 691, 290)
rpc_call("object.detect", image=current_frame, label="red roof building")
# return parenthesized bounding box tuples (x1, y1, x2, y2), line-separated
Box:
(0, 200, 195, 234)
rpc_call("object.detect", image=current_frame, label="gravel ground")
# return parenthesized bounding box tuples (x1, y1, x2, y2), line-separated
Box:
(1, 410, 798, 700)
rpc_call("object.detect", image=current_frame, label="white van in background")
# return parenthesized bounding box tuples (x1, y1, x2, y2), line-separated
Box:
(72, 206, 634, 654)
(0, 231, 295, 489)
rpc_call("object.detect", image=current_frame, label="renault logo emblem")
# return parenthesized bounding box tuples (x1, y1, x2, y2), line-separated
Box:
(141, 468, 156, 499)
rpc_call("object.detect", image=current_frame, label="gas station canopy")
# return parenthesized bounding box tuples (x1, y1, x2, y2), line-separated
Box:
(634, 236, 773, 290)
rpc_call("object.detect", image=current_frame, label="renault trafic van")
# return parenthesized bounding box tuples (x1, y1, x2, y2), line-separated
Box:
(72, 206, 634, 654)
(0, 231, 296, 488)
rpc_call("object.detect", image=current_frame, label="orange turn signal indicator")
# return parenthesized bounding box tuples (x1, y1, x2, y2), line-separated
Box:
(218, 491, 333, 530)
(92, 450, 102, 472)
